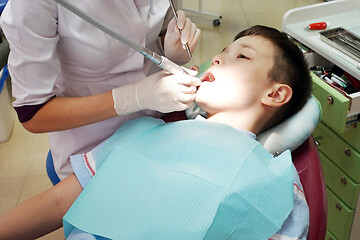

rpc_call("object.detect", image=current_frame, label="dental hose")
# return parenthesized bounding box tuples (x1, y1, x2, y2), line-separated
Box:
(54, 0, 188, 75)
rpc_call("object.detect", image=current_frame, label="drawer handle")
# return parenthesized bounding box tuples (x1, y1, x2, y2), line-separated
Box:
(327, 95, 334, 104)
(341, 176, 347, 185)
(344, 147, 351, 156)
(314, 136, 322, 147)
(336, 202, 342, 211)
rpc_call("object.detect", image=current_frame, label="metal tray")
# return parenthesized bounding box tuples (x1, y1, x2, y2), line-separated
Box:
(320, 27, 360, 62)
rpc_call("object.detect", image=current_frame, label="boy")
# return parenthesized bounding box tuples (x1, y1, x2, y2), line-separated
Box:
(0, 25, 312, 240)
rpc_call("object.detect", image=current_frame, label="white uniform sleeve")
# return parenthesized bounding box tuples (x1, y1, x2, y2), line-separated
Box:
(0, 0, 62, 107)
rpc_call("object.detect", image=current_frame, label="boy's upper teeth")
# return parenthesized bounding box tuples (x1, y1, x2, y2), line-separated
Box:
(202, 72, 215, 82)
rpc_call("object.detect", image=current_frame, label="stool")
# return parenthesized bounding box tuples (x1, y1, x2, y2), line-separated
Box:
(46, 150, 60, 185)
(0, 0, 8, 14)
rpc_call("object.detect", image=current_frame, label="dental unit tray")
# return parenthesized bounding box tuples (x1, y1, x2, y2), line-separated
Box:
(320, 27, 360, 63)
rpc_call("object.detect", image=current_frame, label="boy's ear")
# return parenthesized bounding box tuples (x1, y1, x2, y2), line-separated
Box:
(261, 83, 292, 107)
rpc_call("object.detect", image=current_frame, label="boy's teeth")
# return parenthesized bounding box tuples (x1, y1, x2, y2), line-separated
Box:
(202, 72, 215, 82)
(208, 73, 215, 81)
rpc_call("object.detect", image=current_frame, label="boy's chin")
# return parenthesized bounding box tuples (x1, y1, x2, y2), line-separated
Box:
(194, 98, 209, 111)
(195, 90, 211, 107)
(194, 97, 204, 108)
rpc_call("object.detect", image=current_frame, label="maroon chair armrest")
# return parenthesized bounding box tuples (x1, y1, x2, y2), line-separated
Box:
(161, 111, 188, 123)
(292, 137, 327, 240)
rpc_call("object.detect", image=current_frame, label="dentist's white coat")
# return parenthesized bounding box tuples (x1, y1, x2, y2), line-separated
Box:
(1, 0, 172, 180)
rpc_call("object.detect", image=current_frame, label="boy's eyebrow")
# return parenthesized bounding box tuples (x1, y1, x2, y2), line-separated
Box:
(239, 43, 258, 54)
(221, 43, 258, 55)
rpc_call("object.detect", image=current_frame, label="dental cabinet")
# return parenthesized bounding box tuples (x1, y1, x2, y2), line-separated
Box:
(282, 1, 360, 240)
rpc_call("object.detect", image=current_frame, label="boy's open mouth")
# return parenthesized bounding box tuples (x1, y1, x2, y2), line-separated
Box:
(200, 71, 215, 82)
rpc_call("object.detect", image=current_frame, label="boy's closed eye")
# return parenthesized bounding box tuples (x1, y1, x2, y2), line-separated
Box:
(237, 54, 250, 60)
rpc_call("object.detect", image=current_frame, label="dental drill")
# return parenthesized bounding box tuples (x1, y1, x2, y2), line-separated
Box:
(54, 0, 189, 76)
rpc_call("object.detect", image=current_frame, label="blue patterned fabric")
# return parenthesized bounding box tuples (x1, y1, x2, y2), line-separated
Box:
(64, 117, 295, 240)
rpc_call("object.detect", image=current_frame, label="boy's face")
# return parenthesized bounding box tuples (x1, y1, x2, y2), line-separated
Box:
(195, 35, 276, 116)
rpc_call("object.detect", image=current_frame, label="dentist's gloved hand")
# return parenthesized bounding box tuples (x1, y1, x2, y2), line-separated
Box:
(164, 10, 201, 65)
(112, 69, 201, 115)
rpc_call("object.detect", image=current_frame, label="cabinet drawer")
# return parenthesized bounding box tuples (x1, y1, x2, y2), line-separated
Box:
(311, 72, 350, 133)
(336, 123, 360, 153)
(326, 188, 354, 240)
(314, 123, 360, 183)
(319, 152, 360, 209)
(325, 229, 338, 240)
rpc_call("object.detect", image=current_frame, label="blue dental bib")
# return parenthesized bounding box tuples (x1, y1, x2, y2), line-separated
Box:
(64, 117, 294, 240)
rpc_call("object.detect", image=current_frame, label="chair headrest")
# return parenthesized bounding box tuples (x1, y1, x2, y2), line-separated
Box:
(257, 96, 321, 154)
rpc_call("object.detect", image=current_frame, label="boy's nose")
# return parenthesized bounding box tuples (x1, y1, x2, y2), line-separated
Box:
(212, 55, 223, 65)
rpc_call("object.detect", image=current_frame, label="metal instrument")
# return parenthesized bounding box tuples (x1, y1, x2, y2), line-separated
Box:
(320, 27, 360, 62)
(168, 0, 195, 67)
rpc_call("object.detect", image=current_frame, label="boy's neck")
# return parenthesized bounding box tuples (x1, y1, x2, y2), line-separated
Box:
(206, 111, 264, 135)
(196, 115, 256, 139)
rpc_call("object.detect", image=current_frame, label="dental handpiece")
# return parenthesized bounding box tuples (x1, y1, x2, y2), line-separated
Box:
(54, 0, 188, 76)
(140, 49, 189, 75)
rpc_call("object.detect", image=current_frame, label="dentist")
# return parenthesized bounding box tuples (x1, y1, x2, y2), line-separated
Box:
(0, 0, 201, 180)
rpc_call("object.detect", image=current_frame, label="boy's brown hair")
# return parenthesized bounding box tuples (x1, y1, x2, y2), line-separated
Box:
(234, 25, 312, 132)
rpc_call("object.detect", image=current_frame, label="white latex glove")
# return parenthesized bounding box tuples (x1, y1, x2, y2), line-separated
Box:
(164, 10, 201, 65)
(112, 68, 201, 115)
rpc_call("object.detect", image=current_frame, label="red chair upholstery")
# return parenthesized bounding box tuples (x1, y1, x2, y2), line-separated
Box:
(161, 111, 188, 122)
(292, 137, 327, 240)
